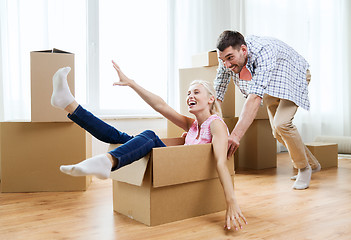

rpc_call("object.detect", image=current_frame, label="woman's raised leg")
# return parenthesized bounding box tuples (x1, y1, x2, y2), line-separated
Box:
(51, 67, 133, 144)
(51, 67, 132, 179)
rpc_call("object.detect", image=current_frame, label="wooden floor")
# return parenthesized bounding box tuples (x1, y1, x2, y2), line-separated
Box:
(1, 153, 350, 240)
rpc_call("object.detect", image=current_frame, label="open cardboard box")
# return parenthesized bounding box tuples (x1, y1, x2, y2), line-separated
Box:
(110, 137, 234, 226)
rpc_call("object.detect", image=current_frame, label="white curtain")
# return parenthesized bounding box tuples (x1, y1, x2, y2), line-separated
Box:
(244, 0, 351, 141)
(0, 0, 33, 121)
(0, 0, 86, 121)
(167, 0, 245, 110)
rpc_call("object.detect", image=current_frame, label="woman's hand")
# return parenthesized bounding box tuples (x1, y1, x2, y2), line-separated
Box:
(224, 200, 247, 231)
(112, 60, 134, 87)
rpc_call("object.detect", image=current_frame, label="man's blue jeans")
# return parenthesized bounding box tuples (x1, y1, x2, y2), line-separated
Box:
(68, 105, 166, 171)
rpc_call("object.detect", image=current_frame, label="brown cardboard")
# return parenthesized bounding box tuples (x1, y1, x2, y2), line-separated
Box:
(110, 138, 235, 226)
(221, 78, 236, 118)
(306, 142, 338, 168)
(110, 152, 150, 186)
(31, 49, 74, 122)
(224, 117, 277, 169)
(0, 122, 92, 192)
(191, 50, 219, 67)
(166, 120, 185, 138)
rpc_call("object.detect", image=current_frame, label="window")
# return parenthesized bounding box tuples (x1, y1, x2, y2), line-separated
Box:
(0, 0, 167, 120)
(87, 0, 168, 116)
(0, 0, 87, 120)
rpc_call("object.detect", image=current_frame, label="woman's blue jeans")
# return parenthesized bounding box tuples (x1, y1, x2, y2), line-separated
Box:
(68, 105, 166, 171)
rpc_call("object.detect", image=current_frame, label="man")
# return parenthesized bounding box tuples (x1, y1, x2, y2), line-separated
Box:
(214, 30, 320, 190)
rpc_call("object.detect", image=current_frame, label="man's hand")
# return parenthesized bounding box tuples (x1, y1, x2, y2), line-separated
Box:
(226, 94, 262, 158)
(227, 133, 240, 158)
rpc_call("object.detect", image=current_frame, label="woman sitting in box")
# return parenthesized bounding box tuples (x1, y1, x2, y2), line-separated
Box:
(51, 61, 247, 231)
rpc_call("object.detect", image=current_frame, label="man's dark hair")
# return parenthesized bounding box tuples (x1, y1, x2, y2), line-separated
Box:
(216, 30, 246, 52)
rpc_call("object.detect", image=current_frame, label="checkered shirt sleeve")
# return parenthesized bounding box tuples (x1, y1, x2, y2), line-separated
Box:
(214, 60, 232, 101)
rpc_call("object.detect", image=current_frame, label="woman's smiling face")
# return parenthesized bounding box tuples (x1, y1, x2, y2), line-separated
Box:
(187, 84, 214, 114)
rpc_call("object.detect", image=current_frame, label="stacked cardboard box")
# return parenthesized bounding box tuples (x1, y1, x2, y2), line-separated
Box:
(0, 122, 92, 192)
(0, 49, 92, 192)
(30, 49, 75, 122)
(109, 138, 235, 226)
(175, 51, 276, 170)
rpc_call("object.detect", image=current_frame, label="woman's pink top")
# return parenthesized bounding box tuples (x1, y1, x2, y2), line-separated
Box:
(184, 114, 228, 145)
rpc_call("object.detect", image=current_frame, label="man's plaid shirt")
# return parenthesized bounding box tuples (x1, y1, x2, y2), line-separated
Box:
(214, 35, 311, 110)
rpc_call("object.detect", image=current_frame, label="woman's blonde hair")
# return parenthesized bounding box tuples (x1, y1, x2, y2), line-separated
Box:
(189, 80, 222, 117)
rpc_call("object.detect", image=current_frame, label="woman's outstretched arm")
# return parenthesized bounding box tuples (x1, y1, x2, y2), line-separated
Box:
(112, 61, 194, 132)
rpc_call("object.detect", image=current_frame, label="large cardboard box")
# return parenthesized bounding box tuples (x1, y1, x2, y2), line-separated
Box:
(224, 117, 277, 169)
(31, 49, 74, 122)
(306, 142, 338, 168)
(191, 50, 219, 67)
(110, 138, 235, 226)
(0, 122, 92, 192)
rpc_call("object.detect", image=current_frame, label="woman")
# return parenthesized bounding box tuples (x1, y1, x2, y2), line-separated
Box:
(51, 61, 247, 230)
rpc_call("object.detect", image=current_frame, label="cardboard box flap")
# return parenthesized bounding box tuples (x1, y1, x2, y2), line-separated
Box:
(306, 142, 337, 147)
(110, 152, 150, 186)
(32, 48, 73, 54)
(152, 143, 234, 188)
(108, 138, 183, 186)
(52, 48, 72, 54)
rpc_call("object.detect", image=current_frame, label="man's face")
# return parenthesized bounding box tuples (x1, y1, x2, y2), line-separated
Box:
(218, 45, 247, 74)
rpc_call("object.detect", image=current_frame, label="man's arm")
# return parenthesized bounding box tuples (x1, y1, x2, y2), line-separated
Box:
(227, 94, 262, 157)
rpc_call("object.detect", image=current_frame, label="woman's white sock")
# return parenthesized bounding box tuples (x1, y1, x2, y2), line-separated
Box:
(60, 154, 112, 180)
(292, 164, 312, 190)
(51, 67, 75, 109)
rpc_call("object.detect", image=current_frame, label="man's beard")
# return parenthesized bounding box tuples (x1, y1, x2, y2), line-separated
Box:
(230, 64, 244, 74)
